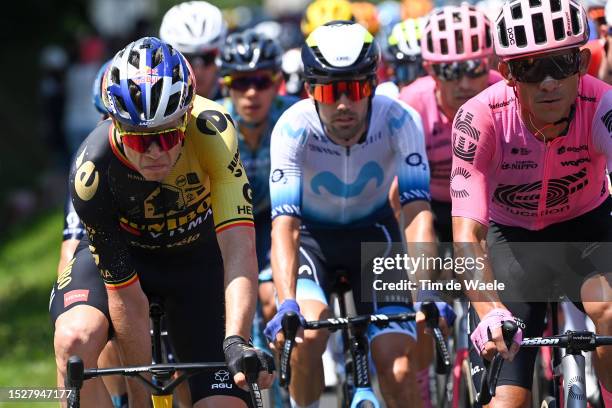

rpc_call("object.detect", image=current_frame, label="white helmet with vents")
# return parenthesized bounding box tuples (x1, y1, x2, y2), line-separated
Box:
(160, 1, 227, 54)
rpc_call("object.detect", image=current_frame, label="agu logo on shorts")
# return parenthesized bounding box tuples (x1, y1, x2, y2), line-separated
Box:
(211, 369, 233, 389)
(64, 289, 90, 307)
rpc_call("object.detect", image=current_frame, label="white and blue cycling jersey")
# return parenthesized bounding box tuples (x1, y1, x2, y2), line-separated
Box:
(269, 95, 431, 228)
(217, 95, 299, 216)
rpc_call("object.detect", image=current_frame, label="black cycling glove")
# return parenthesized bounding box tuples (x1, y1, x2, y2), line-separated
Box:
(223, 335, 275, 381)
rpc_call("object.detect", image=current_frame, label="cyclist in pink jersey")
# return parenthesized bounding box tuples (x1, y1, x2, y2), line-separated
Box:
(399, 3, 502, 243)
(450, 0, 612, 405)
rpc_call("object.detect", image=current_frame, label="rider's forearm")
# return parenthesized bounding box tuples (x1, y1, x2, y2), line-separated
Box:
(57, 239, 79, 275)
(106, 283, 150, 405)
(271, 216, 301, 303)
(218, 226, 258, 339)
(452, 216, 505, 317)
(402, 201, 438, 293)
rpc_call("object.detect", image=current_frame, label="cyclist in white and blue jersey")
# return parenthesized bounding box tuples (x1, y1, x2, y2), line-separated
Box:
(216, 29, 300, 324)
(264, 21, 453, 408)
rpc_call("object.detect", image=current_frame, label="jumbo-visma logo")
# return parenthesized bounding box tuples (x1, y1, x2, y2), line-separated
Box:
(310, 161, 384, 198)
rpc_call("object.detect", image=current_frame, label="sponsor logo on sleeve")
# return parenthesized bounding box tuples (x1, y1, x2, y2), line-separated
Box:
(75, 160, 100, 201)
(452, 109, 480, 164)
(450, 167, 471, 198)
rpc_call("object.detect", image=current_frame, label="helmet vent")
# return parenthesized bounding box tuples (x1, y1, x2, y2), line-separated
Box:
(185, 84, 193, 107)
(485, 23, 492, 47)
(172, 64, 180, 84)
(455, 30, 464, 54)
(550, 0, 562, 12)
(128, 80, 142, 112)
(471, 34, 479, 52)
(452, 12, 461, 23)
(113, 95, 129, 117)
(529, 0, 541, 7)
(511, 4, 523, 19)
(498, 20, 509, 47)
(441, 38, 449, 54)
(313, 46, 331, 67)
(470, 15, 477, 28)
(438, 19, 446, 32)
(532, 13, 547, 43)
(111, 67, 120, 85)
(150, 79, 164, 114)
(569, 5, 580, 34)
(153, 48, 163, 67)
(357, 44, 370, 62)
(515, 25, 527, 46)
(553, 17, 566, 40)
(164, 93, 180, 117)
(129, 51, 140, 69)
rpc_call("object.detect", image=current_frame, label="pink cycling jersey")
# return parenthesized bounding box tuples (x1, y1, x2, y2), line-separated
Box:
(451, 75, 612, 230)
(399, 71, 503, 202)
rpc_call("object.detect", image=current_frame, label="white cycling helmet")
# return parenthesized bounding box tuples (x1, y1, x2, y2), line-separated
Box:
(494, 0, 589, 60)
(159, 1, 228, 54)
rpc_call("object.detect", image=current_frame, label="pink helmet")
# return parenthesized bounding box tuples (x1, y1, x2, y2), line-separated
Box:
(421, 3, 494, 63)
(494, 0, 589, 60)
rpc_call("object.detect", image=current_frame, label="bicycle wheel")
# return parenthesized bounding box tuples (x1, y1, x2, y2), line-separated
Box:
(540, 396, 557, 408)
(459, 358, 477, 407)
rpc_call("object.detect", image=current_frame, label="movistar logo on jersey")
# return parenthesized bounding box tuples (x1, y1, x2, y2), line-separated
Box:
(282, 123, 306, 139)
(311, 161, 384, 198)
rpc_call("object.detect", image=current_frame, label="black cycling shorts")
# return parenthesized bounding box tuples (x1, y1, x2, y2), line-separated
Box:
(431, 199, 452, 244)
(468, 196, 612, 391)
(49, 235, 253, 405)
(295, 215, 417, 341)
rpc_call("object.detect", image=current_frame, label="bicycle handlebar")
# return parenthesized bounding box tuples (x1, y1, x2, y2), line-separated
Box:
(421, 301, 452, 375)
(279, 302, 449, 387)
(477, 320, 517, 405)
(519, 331, 612, 350)
(476, 322, 612, 405)
(279, 311, 300, 387)
(66, 357, 265, 408)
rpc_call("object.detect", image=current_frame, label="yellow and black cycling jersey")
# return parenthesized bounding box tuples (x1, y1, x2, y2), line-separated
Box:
(70, 96, 254, 289)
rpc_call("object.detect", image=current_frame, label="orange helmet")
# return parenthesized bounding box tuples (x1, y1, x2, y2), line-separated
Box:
(301, 0, 354, 36)
(401, 0, 433, 19)
(351, 2, 381, 35)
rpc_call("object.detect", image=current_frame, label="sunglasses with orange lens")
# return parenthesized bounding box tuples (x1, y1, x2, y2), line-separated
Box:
(116, 115, 188, 153)
(309, 79, 374, 104)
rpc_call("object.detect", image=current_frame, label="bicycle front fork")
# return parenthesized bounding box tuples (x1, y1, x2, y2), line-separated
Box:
(351, 387, 380, 408)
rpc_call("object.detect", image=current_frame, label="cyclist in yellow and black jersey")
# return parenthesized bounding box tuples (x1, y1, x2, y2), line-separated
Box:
(50, 37, 273, 408)
(69, 94, 254, 286)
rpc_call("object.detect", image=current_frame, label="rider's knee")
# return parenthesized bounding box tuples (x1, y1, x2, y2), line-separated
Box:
(258, 283, 276, 322)
(491, 385, 530, 408)
(54, 307, 108, 365)
(375, 353, 411, 384)
(293, 328, 328, 363)
(583, 301, 612, 332)
(371, 337, 413, 383)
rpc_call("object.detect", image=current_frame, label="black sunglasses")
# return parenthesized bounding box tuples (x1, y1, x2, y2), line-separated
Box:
(508, 51, 581, 83)
(431, 59, 488, 82)
(223, 73, 279, 91)
(186, 51, 218, 67)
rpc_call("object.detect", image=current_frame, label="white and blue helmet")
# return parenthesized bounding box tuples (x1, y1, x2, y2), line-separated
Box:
(102, 37, 195, 128)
